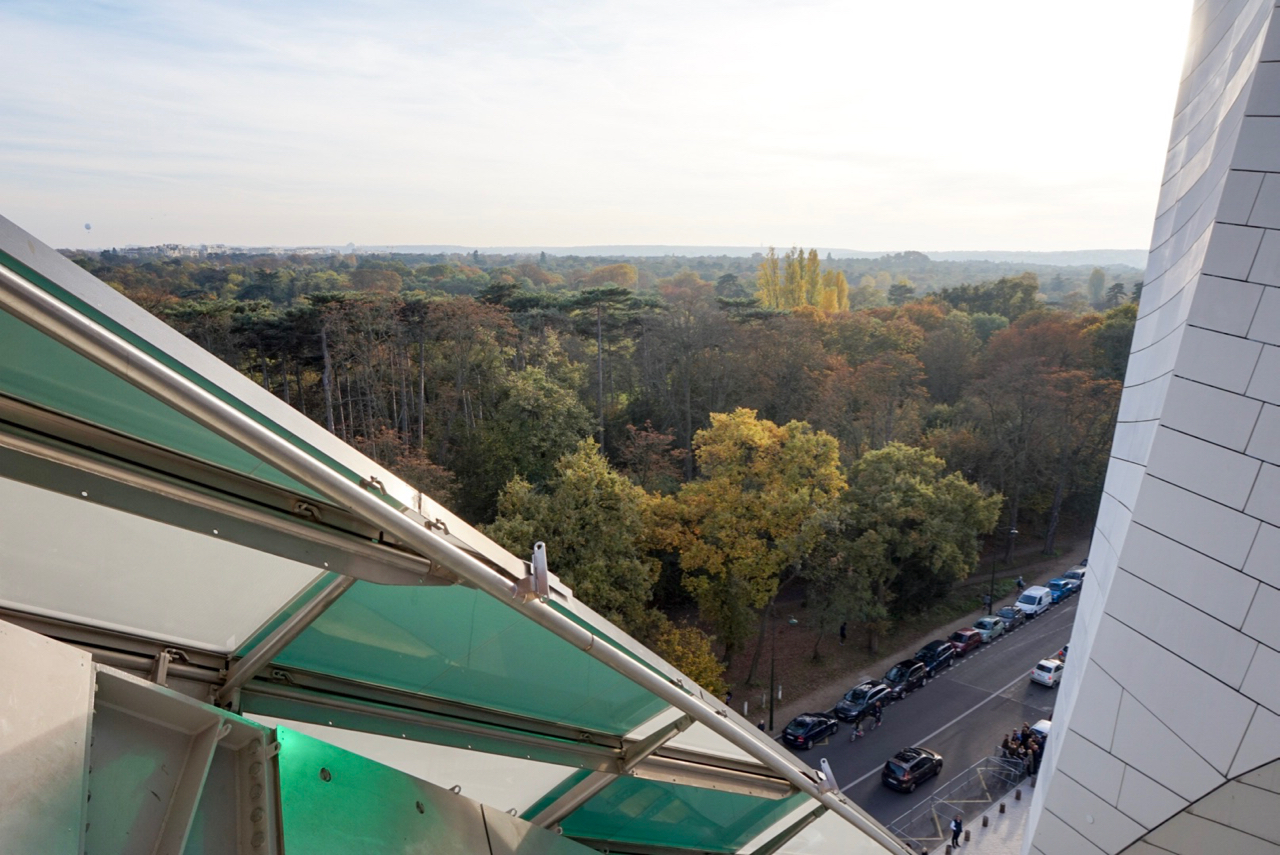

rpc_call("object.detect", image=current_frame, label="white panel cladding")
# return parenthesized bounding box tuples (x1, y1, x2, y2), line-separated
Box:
(1173, 325, 1263, 392)
(1159, 375, 1262, 450)
(1146, 811, 1280, 853)
(1251, 172, 1280, 226)
(1110, 690, 1225, 802)
(1248, 343, 1280, 403)
(1115, 765, 1188, 830)
(1219, 169, 1265, 222)
(1186, 273, 1265, 334)
(1092, 616, 1256, 771)
(0, 620, 93, 855)
(1192, 777, 1280, 843)
(1046, 772, 1146, 853)
(1230, 706, 1280, 777)
(1250, 405, 1280, 466)
(1130, 475, 1260, 568)
(1107, 570, 1259, 688)
(1250, 228, 1280, 286)
(1245, 522, 1280, 586)
(1119, 523, 1258, 627)
(1145, 426, 1262, 508)
(1056, 731, 1126, 805)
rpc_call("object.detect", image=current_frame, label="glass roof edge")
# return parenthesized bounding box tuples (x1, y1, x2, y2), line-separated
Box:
(0, 221, 530, 583)
(0, 222, 394, 502)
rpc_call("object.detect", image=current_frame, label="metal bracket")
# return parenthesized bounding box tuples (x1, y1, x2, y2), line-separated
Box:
(817, 758, 839, 794)
(513, 542, 549, 603)
(359, 476, 387, 495)
(150, 647, 190, 687)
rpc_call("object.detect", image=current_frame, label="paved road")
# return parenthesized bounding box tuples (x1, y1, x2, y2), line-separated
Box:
(787, 598, 1077, 826)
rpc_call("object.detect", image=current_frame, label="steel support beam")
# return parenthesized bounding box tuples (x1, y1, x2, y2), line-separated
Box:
(214, 574, 357, 706)
(0, 257, 913, 855)
(530, 714, 695, 828)
(153, 720, 230, 855)
(746, 805, 827, 855)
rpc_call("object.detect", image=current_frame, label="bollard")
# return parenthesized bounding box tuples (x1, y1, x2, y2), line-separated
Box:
(1015, 788, 1022, 801)
(982, 815, 989, 827)
(1030, 775, 1037, 788)
(999, 802, 1006, 814)
(945, 846, 952, 854)
(965, 829, 971, 842)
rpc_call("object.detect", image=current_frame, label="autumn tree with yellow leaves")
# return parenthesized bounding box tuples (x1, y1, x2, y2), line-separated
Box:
(653, 409, 844, 674)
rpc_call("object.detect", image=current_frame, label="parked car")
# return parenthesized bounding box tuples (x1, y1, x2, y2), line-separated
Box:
(914, 640, 957, 677)
(1055, 643, 1070, 661)
(882, 746, 944, 793)
(996, 606, 1026, 631)
(1031, 719, 1052, 743)
(1047, 578, 1072, 603)
(948, 628, 983, 656)
(1030, 658, 1065, 688)
(1016, 585, 1053, 618)
(834, 681, 893, 722)
(782, 712, 839, 749)
(883, 660, 928, 698)
(973, 616, 1006, 643)
(1063, 566, 1086, 583)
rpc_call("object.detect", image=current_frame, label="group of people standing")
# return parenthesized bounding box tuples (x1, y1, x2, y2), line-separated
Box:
(1000, 721, 1044, 778)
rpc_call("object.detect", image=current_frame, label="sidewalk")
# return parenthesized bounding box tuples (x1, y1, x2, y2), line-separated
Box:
(766, 545, 1089, 735)
(920, 783, 1034, 855)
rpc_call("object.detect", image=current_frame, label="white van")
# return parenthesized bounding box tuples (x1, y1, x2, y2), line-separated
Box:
(1016, 585, 1053, 618)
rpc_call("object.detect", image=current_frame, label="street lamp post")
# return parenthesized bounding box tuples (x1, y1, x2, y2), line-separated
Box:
(988, 527, 1018, 615)
(768, 615, 798, 731)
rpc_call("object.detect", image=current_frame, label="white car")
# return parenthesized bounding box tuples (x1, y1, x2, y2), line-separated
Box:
(1030, 658, 1064, 687)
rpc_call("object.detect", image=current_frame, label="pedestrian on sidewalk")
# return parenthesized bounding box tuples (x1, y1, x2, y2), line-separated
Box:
(1016, 575, 1025, 592)
(950, 814, 963, 847)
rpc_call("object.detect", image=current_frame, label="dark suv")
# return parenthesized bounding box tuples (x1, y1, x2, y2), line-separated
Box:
(882, 660, 927, 698)
(835, 681, 894, 722)
(997, 605, 1026, 631)
(882, 746, 943, 792)
(914, 640, 956, 677)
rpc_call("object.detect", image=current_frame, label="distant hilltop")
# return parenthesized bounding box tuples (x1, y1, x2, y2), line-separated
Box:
(360, 245, 1148, 269)
(92, 243, 1148, 271)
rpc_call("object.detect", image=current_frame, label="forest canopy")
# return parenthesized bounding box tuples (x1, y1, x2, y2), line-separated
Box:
(69, 246, 1133, 685)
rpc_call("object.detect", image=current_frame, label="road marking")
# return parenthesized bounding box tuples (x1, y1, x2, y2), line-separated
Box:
(839, 666, 1039, 792)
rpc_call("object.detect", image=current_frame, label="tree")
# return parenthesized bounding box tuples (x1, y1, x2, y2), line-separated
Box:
(805, 444, 1001, 651)
(651, 616, 728, 696)
(485, 439, 658, 633)
(653, 409, 844, 669)
(1087, 267, 1107, 304)
(755, 248, 782, 309)
(1105, 282, 1127, 307)
(888, 279, 917, 306)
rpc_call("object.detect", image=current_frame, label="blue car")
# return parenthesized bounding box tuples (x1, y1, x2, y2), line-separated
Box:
(1047, 578, 1080, 603)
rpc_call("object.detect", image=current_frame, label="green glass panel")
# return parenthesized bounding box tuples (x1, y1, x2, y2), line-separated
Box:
(276, 726, 493, 854)
(561, 778, 809, 853)
(273, 582, 669, 734)
(519, 769, 594, 822)
(276, 727, 598, 855)
(0, 307, 322, 498)
(234, 572, 342, 656)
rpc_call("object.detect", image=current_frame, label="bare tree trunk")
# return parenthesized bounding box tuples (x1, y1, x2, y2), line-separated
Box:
(321, 325, 335, 434)
(744, 602, 772, 687)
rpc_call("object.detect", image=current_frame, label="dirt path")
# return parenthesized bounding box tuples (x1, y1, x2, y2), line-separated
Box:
(748, 540, 1090, 734)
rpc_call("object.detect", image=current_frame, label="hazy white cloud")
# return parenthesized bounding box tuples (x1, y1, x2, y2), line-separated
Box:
(0, 0, 1191, 250)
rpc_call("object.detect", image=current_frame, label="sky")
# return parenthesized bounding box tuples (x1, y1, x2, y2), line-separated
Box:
(0, 1, 1192, 252)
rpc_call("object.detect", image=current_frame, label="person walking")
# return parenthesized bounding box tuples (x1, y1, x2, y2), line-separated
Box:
(950, 814, 963, 847)
(1016, 575, 1025, 593)
(839, 621, 847, 645)
(872, 701, 883, 729)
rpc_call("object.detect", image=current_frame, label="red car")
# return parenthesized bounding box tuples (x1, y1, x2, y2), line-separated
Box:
(949, 628, 982, 656)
